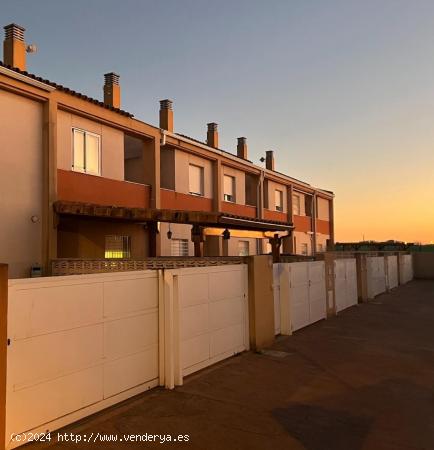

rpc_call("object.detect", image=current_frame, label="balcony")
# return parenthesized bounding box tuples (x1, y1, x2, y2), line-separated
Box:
(293, 214, 312, 232)
(316, 219, 331, 235)
(160, 189, 213, 212)
(263, 209, 289, 223)
(57, 169, 151, 209)
(221, 201, 257, 218)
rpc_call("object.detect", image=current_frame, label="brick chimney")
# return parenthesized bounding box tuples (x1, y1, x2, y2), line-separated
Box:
(207, 122, 219, 148)
(103, 72, 121, 109)
(266, 150, 275, 171)
(3, 24, 26, 70)
(237, 137, 248, 159)
(159, 99, 173, 132)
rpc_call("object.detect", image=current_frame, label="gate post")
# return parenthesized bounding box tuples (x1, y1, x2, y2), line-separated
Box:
(247, 255, 275, 350)
(0, 265, 8, 450)
(356, 253, 368, 302)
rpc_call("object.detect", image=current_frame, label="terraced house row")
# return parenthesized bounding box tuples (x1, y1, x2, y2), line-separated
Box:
(0, 23, 335, 278)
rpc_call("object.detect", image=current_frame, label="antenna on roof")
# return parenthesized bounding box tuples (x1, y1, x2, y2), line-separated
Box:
(26, 44, 37, 54)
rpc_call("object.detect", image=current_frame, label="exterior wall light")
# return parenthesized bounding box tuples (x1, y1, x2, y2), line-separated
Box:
(222, 228, 230, 240)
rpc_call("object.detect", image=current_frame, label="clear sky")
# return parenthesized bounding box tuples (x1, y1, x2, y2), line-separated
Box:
(3, 0, 434, 243)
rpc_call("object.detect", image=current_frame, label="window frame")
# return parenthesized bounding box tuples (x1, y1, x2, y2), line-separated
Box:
(72, 127, 101, 176)
(188, 164, 205, 197)
(275, 189, 284, 212)
(292, 193, 301, 216)
(104, 235, 131, 259)
(223, 174, 236, 203)
(301, 243, 308, 256)
(171, 238, 189, 256)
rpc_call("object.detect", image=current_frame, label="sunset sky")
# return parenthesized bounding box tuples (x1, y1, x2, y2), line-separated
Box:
(3, 0, 434, 243)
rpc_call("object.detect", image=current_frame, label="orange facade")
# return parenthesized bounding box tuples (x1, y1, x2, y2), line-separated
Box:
(160, 189, 213, 212)
(293, 214, 312, 233)
(221, 201, 257, 218)
(57, 170, 151, 209)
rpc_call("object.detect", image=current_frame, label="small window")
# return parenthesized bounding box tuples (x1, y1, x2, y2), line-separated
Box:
(292, 194, 301, 216)
(171, 239, 189, 256)
(301, 243, 308, 256)
(317, 243, 324, 253)
(72, 128, 101, 175)
(223, 175, 236, 202)
(105, 235, 131, 259)
(238, 241, 249, 256)
(275, 189, 283, 212)
(189, 164, 204, 196)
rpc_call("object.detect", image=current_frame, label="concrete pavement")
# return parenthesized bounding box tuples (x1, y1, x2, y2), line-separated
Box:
(29, 280, 434, 450)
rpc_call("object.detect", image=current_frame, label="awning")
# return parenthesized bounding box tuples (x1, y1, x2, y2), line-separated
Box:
(54, 201, 293, 233)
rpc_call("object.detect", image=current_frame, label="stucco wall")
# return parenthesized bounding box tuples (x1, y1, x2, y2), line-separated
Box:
(292, 191, 306, 216)
(293, 231, 313, 255)
(267, 180, 287, 212)
(316, 233, 330, 252)
(57, 110, 124, 180)
(317, 197, 330, 221)
(221, 165, 245, 205)
(160, 223, 194, 256)
(175, 150, 213, 198)
(0, 90, 43, 278)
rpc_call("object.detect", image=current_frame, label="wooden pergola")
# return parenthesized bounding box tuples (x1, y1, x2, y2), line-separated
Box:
(54, 201, 293, 258)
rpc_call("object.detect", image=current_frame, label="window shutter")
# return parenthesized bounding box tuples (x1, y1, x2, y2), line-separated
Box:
(189, 165, 203, 195)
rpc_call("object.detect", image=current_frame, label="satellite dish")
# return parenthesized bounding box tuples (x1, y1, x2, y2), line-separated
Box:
(26, 44, 38, 54)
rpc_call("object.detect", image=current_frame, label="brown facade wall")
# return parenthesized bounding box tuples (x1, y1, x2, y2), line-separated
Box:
(57, 169, 151, 209)
(57, 217, 149, 259)
(293, 214, 312, 232)
(316, 219, 331, 235)
(160, 189, 213, 212)
(221, 202, 257, 218)
(263, 209, 289, 223)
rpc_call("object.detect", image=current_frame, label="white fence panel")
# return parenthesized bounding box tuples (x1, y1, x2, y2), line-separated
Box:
(386, 255, 399, 290)
(279, 261, 326, 334)
(174, 265, 249, 377)
(6, 271, 159, 448)
(273, 264, 282, 335)
(400, 255, 414, 284)
(367, 256, 387, 299)
(334, 258, 358, 312)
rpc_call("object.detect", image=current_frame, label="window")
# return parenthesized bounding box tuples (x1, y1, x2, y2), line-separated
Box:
(189, 164, 204, 196)
(301, 243, 308, 256)
(171, 239, 189, 256)
(223, 175, 236, 202)
(317, 243, 324, 253)
(105, 235, 131, 259)
(292, 194, 301, 216)
(72, 128, 101, 175)
(238, 241, 249, 256)
(275, 189, 283, 212)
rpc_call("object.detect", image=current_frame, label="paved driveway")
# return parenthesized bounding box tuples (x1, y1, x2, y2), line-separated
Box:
(29, 280, 434, 450)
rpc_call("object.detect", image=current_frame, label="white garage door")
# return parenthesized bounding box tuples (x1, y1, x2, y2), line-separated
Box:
(335, 259, 358, 312)
(386, 255, 399, 290)
(367, 256, 387, 299)
(400, 255, 414, 284)
(6, 271, 159, 447)
(278, 261, 327, 333)
(176, 265, 249, 376)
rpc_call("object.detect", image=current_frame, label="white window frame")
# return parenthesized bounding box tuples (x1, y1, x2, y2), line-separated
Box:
(223, 175, 236, 203)
(171, 238, 189, 256)
(292, 193, 301, 216)
(188, 164, 204, 196)
(72, 128, 101, 176)
(275, 189, 284, 212)
(104, 235, 131, 259)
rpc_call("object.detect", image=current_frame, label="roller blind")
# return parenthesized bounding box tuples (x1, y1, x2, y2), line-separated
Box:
(189, 164, 204, 196)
